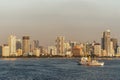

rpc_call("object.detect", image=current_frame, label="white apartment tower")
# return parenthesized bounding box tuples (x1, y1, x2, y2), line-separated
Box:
(8, 35, 17, 56)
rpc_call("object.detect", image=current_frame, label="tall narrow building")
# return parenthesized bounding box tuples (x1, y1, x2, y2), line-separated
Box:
(8, 35, 17, 56)
(94, 43, 101, 57)
(16, 39, 22, 50)
(56, 36, 65, 56)
(23, 36, 30, 55)
(111, 38, 118, 54)
(31, 40, 39, 52)
(102, 30, 111, 56)
(110, 41, 115, 56)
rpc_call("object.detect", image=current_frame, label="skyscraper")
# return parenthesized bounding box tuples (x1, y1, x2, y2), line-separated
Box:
(110, 41, 115, 56)
(0, 45, 2, 57)
(117, 47, 120, 54)
(56, 36, 65, 56)
(8, 35, 17, 56)
(22, 36, 30, 55)
(16, 39, 22, 50)
(31, 40, 39, 52)
(111, 38, 118, 54)
(94, 43, 101, 57)
(102, 30, 111, 56)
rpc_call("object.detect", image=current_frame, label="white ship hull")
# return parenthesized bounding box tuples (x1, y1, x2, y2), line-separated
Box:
(87, 62, 104, 66)
(79, 57, 104, 66)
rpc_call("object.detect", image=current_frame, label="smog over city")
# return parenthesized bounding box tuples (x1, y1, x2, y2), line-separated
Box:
(0, 0, 120, 46)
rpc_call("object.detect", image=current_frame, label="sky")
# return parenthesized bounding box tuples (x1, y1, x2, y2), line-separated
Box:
(0, 0, 120, 46)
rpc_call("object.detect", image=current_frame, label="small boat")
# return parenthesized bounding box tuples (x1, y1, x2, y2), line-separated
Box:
(79, 57, 104, 66)
(87, 60, 104, 66)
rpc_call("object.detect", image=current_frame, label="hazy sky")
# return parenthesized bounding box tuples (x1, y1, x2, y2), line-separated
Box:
(0, 0, 120, 46)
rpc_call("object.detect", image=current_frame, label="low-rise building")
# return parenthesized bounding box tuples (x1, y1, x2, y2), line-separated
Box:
(48, 46, 57, 56)
(33, 48, 40, 57)
(2, 44, 10, 57)
(72, 45, 84, 57)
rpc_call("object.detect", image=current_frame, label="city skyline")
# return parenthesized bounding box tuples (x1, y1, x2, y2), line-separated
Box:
(0, 0, 120, 46)
(1, 29, 120, 47)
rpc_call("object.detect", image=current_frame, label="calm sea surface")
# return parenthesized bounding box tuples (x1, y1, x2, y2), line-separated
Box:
(0, 58, 120, 80)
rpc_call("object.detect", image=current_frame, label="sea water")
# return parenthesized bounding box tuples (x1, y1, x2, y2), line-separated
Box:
(0, 58, 119, 80)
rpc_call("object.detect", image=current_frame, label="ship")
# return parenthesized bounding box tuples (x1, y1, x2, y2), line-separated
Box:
(79, 57, 104, 66)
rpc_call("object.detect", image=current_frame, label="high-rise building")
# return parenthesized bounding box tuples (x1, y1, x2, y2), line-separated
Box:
(16, 39, 22, 56)
(56, 36, 65, 56)
(64, 42, 71, 53)
(101, 50, 107, 56)
(94, 43, 101, 57)
(102, 29, 111, 56)
(0, 45, 2, 57)
(85, 43, 93, 55)
(16, 49, 22, 56)
(117, 47, 120, 54)
(22, 36, 30, 54)
(2, 44, 10, 57)
(116, 46, 120, 57)
(111, 38, 118, 54)
(31, 40, 39, 52)
(110, 41, 115, 56)
(16, 39, 22, 50)
(8, 35, 17, 56)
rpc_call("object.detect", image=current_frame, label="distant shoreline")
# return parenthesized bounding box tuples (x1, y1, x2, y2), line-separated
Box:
(0, 56, 120, 60)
